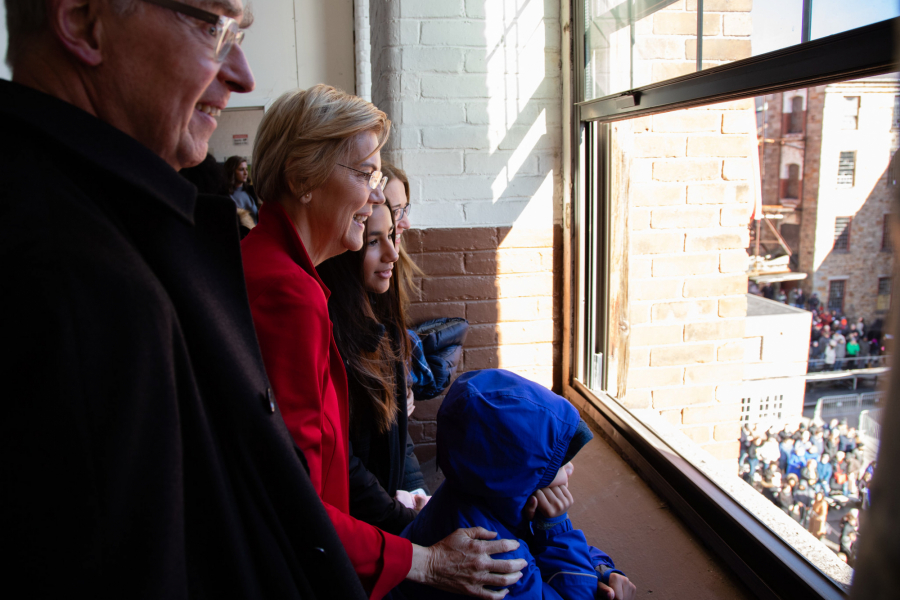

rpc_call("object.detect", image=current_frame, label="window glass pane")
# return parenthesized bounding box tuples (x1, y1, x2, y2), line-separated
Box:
(811, 0, 900, 41)
(749, 0, 804, 56)
(580, 72, 898, 588)
(836, 150, 857, 187)
(585, 0, 700, 101)
(583, 1, 899, 102)
(833, 217, 851, 250)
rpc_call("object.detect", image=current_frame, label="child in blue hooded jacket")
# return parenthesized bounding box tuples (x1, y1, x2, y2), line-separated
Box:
(398, 369, 634, 600)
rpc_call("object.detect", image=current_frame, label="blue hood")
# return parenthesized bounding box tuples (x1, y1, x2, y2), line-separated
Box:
(437, 369, 581, 527)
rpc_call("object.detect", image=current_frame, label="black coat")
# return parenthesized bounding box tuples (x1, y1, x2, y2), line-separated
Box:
(346, 326, 424, 535)
(0, 80, 366, 599)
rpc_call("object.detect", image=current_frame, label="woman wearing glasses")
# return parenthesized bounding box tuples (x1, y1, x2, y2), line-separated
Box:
(242, 86, 525, 600)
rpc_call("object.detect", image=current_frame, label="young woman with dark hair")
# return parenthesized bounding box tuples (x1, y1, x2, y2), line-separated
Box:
(317, 202, 429, 536)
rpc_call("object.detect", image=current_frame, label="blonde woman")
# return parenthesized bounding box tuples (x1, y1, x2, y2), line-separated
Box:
(241, 85, 525, 600)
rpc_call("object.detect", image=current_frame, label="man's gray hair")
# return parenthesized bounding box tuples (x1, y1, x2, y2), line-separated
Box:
(5, 0, 135, 67)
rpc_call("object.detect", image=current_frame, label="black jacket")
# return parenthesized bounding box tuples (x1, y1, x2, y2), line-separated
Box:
(346, 325, 425, 535)
(0, 80, 366, 599)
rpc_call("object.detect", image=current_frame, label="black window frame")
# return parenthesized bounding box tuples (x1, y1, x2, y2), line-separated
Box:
(834, 217, 852, 251)
(829, 279, 847, 313)
(569, 8, 898, 600)
(883, 215, 892, 251)
(837, 151, 857, 187)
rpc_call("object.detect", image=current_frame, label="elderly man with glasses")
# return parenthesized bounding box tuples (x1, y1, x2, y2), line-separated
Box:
(1, 0, 367, 598)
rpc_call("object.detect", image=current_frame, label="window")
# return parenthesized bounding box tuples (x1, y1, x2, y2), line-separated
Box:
(573, 4, 896, 597)
(834, 217, 852, 250)
(785, 163, 801, 199)
(842, 96, 860, 129)
(837, 151, 856, 187)
(828, 280, 846, 312)
(883, 216, 892, 251)
(893, 95, 900, 130)
(877, 277, 892, 311)
(788, 96, 804, 133)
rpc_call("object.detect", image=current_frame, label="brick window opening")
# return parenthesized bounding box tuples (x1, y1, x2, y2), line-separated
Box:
(842, 96, 860, 129)
(877, 277, 892, 312)
(828, 280, 846, 313)
(837, 151, 856, 187)
(893, 95, 900, 130)
(834, 217, 852, 251)
(788, 96, 804, 133)
(883, 216, 892, 251)
(785, 163, 800, 199)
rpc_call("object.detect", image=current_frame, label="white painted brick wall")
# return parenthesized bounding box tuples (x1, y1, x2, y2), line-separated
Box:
(371, 0, 563, 229)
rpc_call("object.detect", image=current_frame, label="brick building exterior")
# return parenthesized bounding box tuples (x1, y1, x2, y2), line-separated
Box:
(758, 76, 898, 323)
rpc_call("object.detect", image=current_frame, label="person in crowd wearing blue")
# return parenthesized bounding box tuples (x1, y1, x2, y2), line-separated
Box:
(816, 454, 834, 497)
(787, 444, 810, 478)
(399, 369, 636, 600)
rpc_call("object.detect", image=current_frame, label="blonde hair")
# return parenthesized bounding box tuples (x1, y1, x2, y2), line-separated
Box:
(253, 85, 391, 204)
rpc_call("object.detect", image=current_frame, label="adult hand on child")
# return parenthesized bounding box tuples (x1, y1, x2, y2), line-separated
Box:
(597, 573, 636, 600)
(407, 527, 527, 599)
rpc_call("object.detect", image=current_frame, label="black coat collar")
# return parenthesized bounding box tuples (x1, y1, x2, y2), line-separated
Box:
(0, 79, 197, 224)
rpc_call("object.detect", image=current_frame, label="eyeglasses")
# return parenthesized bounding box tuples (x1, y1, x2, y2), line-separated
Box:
(140, 0, 245, 62)
(391, 202, 411, 222)
(337, 164, 388, 192)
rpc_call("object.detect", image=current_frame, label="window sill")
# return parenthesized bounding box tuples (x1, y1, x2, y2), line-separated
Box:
(565, 380, 849, 600)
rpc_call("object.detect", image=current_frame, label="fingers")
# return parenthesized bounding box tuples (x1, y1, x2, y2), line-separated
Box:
(597, 582, 615, 600)
(523, 495, 538, 521)
(462, 526, 499, 540)
(481, 556, 528, 574)
(413, 494, 430, 510)
(534, 484, 574, 518)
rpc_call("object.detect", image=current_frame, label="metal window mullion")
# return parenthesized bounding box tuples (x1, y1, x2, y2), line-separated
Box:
(801, 0, 813, 43)
(696, 0, 704, 72)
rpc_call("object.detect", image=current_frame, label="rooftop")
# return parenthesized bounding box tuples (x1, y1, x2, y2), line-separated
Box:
(746, 293, 810, 317)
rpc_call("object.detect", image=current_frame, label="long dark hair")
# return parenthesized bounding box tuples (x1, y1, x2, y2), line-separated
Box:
(224, 155, 248, 194)
(317, 205, 408, 434)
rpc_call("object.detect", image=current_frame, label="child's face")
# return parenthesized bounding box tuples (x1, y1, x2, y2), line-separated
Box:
(362, 204, 399, 294)
(549, 461, 575, 487)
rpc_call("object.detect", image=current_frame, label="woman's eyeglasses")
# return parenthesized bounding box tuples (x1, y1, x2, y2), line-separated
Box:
(337, 164, 389, 192)
(391, 203, 411, 222)
(140, 0, 245, 62)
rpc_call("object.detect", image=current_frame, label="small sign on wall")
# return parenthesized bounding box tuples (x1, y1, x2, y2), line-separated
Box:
(233, 134, 249, 146)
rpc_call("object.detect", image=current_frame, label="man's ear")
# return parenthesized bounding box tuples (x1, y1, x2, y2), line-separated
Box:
(48, 0, 104, 66)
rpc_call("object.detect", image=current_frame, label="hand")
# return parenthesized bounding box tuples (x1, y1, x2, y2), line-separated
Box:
(413, 494, 431, 511)
(396, 489, 417, 510)
(523, 484, 574, 521)
(597, 573, 636, 600)
(407, 527, 527, 599)
(407, 387, 416, 417)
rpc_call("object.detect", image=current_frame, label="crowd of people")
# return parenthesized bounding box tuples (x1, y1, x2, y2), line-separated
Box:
(739, 419, 876, 565)
(749, 283, 888, 372)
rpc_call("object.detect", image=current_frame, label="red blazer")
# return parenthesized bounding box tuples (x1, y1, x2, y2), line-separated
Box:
(242, 203, 412, 599)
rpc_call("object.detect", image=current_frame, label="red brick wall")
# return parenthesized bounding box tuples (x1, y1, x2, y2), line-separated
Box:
(403, 225, 563, 463)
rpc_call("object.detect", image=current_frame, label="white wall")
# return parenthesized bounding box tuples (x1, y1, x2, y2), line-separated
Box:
(372, 0, 564, 230)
